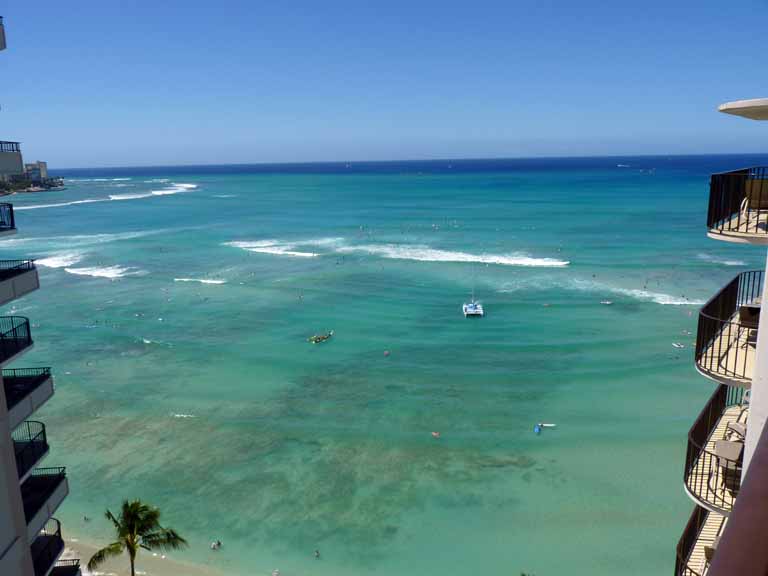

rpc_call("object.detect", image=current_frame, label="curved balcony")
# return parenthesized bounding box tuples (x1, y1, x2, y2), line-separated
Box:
(50, 560, 81, 576)
(685, 385, 747, 514)
(3, 368, 54, 429)
(21, 468, 69, 541)
(0, 260, 38, 306)
(13, 421, 49, 482)
(675, 505, 727, 576)
(0, 202, 15, 235)
(31, 518, 65, 576)
(695, 270, 762, 387)
(0, 316, 33, 365)
(708, 167, 768, 243)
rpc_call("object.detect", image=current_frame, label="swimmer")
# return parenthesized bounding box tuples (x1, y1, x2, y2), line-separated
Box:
(315, 549, 320, 559)
(431, 431, 441, 439)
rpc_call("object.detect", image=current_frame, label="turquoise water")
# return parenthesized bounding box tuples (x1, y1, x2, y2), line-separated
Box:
(6, 156, 768, 575)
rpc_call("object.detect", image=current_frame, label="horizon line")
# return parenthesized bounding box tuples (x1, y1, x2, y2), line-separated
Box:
(52, 151, 768, 172)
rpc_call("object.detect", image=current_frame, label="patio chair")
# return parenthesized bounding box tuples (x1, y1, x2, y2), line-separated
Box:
(740, 178, 768, 231)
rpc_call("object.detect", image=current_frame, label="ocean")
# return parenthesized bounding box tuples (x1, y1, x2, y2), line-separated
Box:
(6, 155, 766, 576)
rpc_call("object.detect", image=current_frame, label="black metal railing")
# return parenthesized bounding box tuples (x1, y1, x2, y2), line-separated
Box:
(13, 421, 48, 479)
(21, 467, 67, 524)
(0, 259, 35, 281)
(0, 203, 15, 231)
(0, 141, 20, 153)
(50, 559, 81, 576)
(31, 518, 64, 576)
(675, 506, 709, 576)
(695, 270, 763, 383)
(0, 316, 32, 363)
(3, 367, 53, 411)
(708, 167, 768, 236)
(685, 385, 746, 512)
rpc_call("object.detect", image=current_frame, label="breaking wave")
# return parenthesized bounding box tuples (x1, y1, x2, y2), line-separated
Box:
(36, 252, 84, 268)
(223, 237, 564, 267)
(337, 243, 570, 267)
(224, 240, 320, 258)
(64, 265, 145, 279)
(697, 253, 747, 267)
(15, 183, 198, 210)
(498, 277, 704, 306)
(174, 278, 226, 285)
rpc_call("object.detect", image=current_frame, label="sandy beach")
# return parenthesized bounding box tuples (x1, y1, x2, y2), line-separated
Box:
(63, 537, 224, 576)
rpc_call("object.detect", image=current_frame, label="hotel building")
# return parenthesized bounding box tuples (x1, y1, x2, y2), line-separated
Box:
(675, 98, 768, 575)
(0, 16, 81, 576)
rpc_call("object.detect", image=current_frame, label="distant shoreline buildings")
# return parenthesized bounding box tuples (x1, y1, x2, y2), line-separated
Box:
(0, 141, 63, 194)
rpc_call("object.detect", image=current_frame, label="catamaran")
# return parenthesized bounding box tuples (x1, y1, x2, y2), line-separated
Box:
(463, 299, 484, 317)
(463, 283, 484, 317)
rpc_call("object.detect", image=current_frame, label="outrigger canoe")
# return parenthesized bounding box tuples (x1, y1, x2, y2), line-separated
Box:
(308, 330, 334, 344)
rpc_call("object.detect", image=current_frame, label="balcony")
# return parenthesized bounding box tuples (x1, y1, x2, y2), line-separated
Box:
(0, 316, 33, 365)
(50, 560, 81, 576)
(21, 468, 69, 541)
(695, 270, 762, 387)
(684, 385, 747, 514)
(0, 260, 38, 306)
(0, 202, 15, 235)
(31, 519, 65, 576)
(0, 16, 5, 51)
(13, 421, 49, 482)
(3, 368, 54, 429)
(707, 167, 768, 243)
(675, 505, 727, 576)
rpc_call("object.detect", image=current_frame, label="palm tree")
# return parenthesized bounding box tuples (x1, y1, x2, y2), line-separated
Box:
(87, 499, 188, 576)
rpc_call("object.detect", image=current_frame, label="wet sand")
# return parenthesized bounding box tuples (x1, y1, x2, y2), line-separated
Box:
(63, 537, 224, 576)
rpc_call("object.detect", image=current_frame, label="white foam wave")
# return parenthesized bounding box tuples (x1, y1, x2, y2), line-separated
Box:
(15, 198, 107, 210)
(64, 265, 145, 279)
(36, 252, 84, 268)
(70, 177, 131, 182)
(607, 286, 704, 306)
(224, 240, 319, 258)
(697, 253, 747, 267)
(212, 194, 237, 198)
(109, 192, 152, 201)
(174, 278, 226, 284)
(172, 413, 195, 419)
(16, 183, 197, 210)
(338, 244, 570, 267)
(144, 178, 170, 183)
(150, 183, 197, 196)
(498, 277, 704, 306)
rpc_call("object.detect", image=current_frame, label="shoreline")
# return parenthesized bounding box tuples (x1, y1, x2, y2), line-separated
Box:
(62, 534, 226, 576)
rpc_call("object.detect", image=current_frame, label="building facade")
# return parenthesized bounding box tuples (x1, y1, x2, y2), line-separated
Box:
(675, 98, 768, 575)
(24, 163, 48, 185)
(0, 142, 24, 181)
(0, 17, 81, 576)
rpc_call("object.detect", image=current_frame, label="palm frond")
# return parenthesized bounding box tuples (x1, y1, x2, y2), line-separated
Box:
(87, 541, 124, 571)
(105, 508, 122, 532)
(141, 528, 188, 552)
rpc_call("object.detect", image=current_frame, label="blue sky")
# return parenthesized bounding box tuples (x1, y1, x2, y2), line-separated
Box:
(1, 1, 766, 167)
